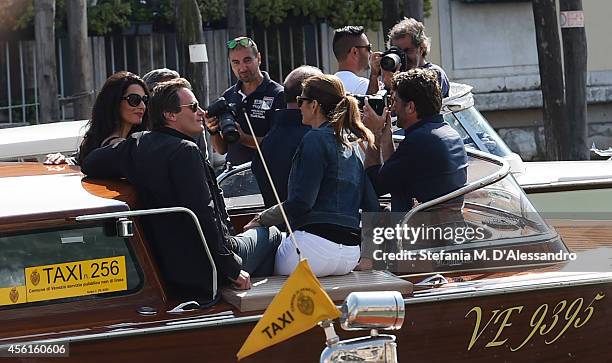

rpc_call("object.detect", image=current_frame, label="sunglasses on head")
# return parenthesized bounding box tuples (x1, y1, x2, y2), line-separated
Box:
(296, 96, 313, 107)
(227, 37, 253, 49)
(121, 94, 148, 107)
(179, 101, 200, 113)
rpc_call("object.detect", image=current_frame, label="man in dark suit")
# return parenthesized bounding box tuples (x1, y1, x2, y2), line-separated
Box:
(251, 65, 323, 208)
(364, 68, 467, 212)
(81, 78, 281, 302)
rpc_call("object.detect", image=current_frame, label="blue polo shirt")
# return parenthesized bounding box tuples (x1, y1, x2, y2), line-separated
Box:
(421, 63, 450, 98)
(222, 71, 285, 165)
(366, 114, 468, 212)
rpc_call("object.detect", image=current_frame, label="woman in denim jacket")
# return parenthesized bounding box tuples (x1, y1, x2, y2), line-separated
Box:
(245, 74, 379, 276)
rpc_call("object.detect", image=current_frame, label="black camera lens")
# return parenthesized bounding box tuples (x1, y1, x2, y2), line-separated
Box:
(207, 96, 241, 144)
(219, 114, 240, 143)
(381, 53, 401, 72)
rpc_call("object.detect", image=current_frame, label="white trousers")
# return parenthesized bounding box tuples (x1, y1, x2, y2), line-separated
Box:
(274, 230, 360, 277)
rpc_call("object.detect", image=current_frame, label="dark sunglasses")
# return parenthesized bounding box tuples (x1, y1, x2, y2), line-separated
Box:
(227, 37, 253, 49)
(354, 44, 372, 52)
(296, 96, 314, 107)
(179, 101, 200, 113)
(121, 94, 148, 107)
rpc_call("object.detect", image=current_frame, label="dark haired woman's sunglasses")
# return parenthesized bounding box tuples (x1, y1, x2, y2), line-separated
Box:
(179, 101, 200, 113)
(121, 94, 148, 107)
(296, 96, 313, 107)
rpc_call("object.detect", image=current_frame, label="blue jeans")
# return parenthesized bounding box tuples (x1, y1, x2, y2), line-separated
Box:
(231, 226, 281, 277)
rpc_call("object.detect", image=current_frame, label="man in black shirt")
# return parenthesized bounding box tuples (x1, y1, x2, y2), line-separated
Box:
(204, 37, 285, 168)
(251, 65, 322, 208)
(82, 78, 281, 301)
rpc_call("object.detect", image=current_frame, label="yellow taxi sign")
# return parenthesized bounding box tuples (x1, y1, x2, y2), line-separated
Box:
(25, 256, 127, 302)
(0, 285, 27, 306)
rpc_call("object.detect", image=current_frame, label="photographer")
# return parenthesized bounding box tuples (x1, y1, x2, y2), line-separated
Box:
(382, 18, 449, 97)
(332, 26, 382, 95)
(204, 37, 285, 168)
(363, 68, 467, 212)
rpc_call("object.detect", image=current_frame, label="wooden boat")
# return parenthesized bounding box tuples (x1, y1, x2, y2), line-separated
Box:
(0, 148, 610, 362)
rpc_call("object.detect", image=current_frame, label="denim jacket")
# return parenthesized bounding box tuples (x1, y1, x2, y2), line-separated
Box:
(282, 122, 379, 229)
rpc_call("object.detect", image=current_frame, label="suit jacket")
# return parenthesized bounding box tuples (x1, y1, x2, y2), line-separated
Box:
(251, 108, 310, 207)
(81, 127, 240, 300)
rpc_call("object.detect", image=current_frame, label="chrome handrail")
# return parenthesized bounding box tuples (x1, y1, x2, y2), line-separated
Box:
(216, 161, 252, 184)
(402, 149, 510, 224)
(75, 207, 218, 300)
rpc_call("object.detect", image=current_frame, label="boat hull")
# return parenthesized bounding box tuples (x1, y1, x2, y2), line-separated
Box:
(32, 280, 610, 362)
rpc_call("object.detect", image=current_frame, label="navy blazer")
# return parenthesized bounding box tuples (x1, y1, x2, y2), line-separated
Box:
(367, 114, 468, 212)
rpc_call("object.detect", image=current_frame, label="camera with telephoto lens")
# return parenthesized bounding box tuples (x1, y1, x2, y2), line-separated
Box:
(380, 46, 408, 72)
(206, 97, 242, 143)
(349, 90, 389, 116)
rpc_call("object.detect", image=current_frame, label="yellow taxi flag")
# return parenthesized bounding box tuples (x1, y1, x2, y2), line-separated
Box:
(236, 259, 341, 360)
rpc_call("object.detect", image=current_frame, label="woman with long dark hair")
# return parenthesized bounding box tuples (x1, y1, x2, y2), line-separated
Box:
(245, 74, 379, 277)
(76, 71, 149, 164)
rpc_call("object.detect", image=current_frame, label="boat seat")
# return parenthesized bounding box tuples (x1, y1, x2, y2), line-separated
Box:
(222, 270, 413, 312)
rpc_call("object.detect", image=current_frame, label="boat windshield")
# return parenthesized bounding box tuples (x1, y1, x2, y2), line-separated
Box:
(363, 154, 566, 274)
(444, 107, 514, 158)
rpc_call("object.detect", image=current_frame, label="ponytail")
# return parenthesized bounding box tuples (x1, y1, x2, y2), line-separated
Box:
(331, 95, 375, 147)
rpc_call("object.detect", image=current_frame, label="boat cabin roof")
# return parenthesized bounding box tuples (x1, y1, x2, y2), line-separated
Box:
(0, 162, 132, 225)
(0, 120, 87, 161)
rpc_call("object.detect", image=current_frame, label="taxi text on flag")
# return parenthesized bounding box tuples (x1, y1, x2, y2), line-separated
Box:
(236, 259, 341, 360)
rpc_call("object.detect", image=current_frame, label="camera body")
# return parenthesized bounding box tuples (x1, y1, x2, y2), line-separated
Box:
(380, 46, 408, 73)
(349, 90, 389, 116)
(206, 97, 242, 143)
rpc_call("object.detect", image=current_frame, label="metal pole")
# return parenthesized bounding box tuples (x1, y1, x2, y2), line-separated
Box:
(6, 43, 12, 123)
(19, 42, 26, 123)
(110, 36, 115, 74)
(277, 28, 282, 81)
(263, 29, 269, 73)
(289, 26, 295, 70)
(136, 36, 141, 75)
(90, 37, 95, 92)
(123, 36, 127, 70)
(58, 38, 65, 120)
(33, 43, 39, 124)
(315, 24, 320, 69)
(149, 34, 154, 70)
(302, 25, 306, 65)
(162, 34, 167, 68)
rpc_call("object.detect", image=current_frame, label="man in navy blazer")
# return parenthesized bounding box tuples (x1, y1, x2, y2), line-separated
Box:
(363, 68, 467, 212)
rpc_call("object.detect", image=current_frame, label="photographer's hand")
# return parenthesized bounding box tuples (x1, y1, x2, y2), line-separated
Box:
(363, 98, 386, 136)
(370, 52, 382, 76)
(204, 111, 228, 154)
(367, 52, 383, 95)
(382, 69, 395, 90)
(235, 122, 264, 150)
(203, 111, 219, 134)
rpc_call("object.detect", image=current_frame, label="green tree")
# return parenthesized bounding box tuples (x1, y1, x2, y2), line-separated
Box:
(3, 0, 432, 36)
